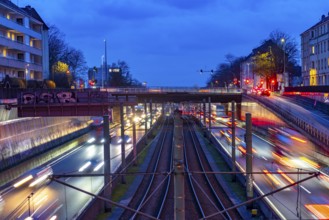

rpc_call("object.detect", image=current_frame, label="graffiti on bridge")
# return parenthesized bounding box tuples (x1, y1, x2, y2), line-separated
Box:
(22, 91, 77, 104)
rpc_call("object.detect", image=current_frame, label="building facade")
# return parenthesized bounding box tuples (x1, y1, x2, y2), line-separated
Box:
(301, 13, 329, 86)
(0, 1, 49, 82)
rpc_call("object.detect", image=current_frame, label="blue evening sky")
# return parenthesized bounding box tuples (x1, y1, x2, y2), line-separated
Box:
(19, 0, 329, 87)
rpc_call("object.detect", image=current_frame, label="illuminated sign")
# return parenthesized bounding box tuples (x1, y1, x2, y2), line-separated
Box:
(109, 68, 121, 73)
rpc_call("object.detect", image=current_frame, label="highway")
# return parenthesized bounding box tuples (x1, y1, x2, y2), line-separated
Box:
(209, 97, 329, 219)
(0, 124, 146, 220)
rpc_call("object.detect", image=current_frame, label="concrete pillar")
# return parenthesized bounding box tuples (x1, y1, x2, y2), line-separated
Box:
(208, 97, 211, 129)
(131, 106, 138, 165)
(199, 103, 202, 121)
(150, 99, 153, 127)
(144, 100, 148, 134)
(103, 115, 111, 212)
(120, 103, 126, 184)
(236, 102, 242, 120)
(231, 101, 236, 182)
(245, 113, 253, 208)
(132, 105, 137, 165)
(203, 99, 206, 125)
(162, 102, 165, 116)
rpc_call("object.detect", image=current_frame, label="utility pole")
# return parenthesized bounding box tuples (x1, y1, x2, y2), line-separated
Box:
(103, 115, 111, 212)
(245, 113, 253, 209)
(231, 101, 236, 182)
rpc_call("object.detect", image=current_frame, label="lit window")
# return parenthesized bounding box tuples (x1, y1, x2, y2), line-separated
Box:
(312, 46, 315, 54)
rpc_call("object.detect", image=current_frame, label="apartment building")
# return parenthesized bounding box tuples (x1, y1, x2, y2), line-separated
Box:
(301, 13, 329, 86)
(0, 0, 49, 82)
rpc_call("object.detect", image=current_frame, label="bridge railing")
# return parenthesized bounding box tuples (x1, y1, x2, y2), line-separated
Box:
(101, 87, 242, 94)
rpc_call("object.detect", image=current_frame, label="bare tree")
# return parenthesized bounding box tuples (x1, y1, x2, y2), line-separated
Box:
(268, 29, 299, 70)
(62, 47, 88, 82)
(48, 25, 67, 80)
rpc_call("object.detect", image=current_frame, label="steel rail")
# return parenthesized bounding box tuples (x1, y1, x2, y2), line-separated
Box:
(183, 119, 206, 219)
(131, 116, 173, 219)
(187, 119, 232, 220)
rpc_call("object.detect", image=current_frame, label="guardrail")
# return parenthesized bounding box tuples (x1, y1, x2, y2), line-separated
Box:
(101, 87, 242, 94)
(0, 87, 242, 101)
(247, 94, 329, 158)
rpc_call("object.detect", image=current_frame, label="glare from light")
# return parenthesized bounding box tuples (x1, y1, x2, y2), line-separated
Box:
(13, 175, 33, 188)
(290, 136, 307, 143)
(87, 138, 95, 143)
(101, 138, 105, 143)
(300, 157, 320, 169)
(300, 185, 311, 194)
(305, 204, 329, 219)
(238, 146, 246, 154)
(93, 161, 104, 172)
(277, 169, 294, 184)
(29, 174, 48, 187)
(49, 216, 57, 220)
(34, 195, 48, 206)
(263, 169, 280, 186)
(133, 116, 140, 122)
(79, 161, 91, 172)
(126, 137, 132, 143)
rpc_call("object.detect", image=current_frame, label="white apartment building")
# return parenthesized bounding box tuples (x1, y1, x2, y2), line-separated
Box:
(301, 13, 329, 86)
(0, 1, 49, 82)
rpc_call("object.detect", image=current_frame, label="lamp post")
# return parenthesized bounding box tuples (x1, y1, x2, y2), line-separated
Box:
(104, 39, 108, 87)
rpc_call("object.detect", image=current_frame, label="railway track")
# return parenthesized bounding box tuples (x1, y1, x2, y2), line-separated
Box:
(119, 115, 241, 219)
(183, 117, 240, 220)
(120, 116, 174, 219)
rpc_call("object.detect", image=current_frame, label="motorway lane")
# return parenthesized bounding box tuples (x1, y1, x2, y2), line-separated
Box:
(212, 122, 329, 219)
(0, 123, 146, 219)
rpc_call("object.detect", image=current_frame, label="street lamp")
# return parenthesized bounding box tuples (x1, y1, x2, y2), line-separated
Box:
(104, 39, 108, 88)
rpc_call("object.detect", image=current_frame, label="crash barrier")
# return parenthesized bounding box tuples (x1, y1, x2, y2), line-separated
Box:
(252, 96, 329, 158)
(0, 126, 92, 187)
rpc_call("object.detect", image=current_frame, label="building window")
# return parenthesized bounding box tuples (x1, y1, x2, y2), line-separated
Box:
(312, 61, 315, 68)
(17, 53, 24, 61)
(312, 46, 315, 54)
(323, 41, 327, 52)
(17, 36, 23, 43)
(318, 60, 320, 69)
(311, 30, 314, 38)
(16, 18, 23, 25)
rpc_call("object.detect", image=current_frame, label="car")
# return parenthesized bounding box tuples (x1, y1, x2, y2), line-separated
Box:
(111, 135, 131, 144)
(78, 159, 103, 172)
(261, 89, 271, 96)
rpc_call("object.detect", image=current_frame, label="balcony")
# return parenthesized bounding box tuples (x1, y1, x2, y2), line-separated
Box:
(0, 16, 42, 39)
(0, 56, 42, 72)
(0, 35, 42, 56)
